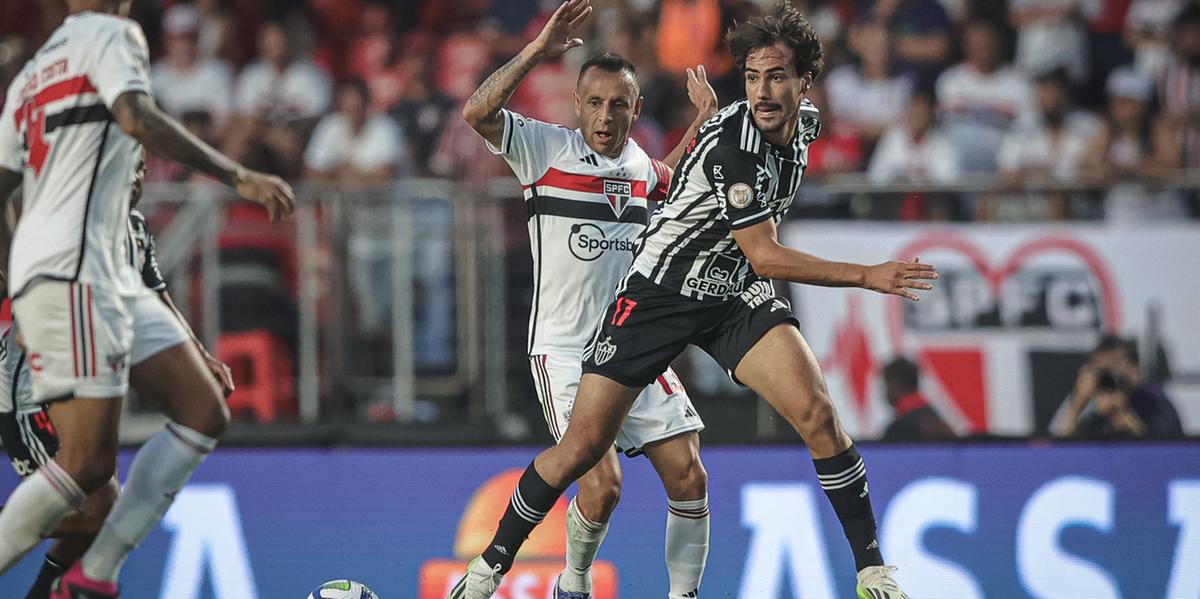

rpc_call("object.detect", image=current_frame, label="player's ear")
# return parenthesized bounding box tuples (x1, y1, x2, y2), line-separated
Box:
(633, 96, 644, 122)
(573, 90, 582, 119)
(800, 72, 814, 95)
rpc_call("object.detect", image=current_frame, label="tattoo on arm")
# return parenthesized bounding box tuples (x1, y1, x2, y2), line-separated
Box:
(466, 51, 541, 122)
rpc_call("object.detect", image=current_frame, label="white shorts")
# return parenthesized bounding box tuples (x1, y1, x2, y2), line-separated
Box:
(530, 354, 704, 457)
(12, 281, 189, 402)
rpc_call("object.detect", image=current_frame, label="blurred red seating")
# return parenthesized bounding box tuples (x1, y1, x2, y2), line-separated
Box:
(219, 330, 295, 422)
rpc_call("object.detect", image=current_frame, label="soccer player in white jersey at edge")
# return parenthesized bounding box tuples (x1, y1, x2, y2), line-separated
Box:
(451, 3, 938, 599)
(452, 1, 719, 597)
(0, 0, 293, 597)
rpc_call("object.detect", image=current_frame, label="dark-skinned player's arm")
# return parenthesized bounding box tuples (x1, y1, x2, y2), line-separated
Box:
(731, 219, 937, 301)
(462, 0, 593, 147)
(110, 91, 294, 221)
(156, 289, 234, 396)
(0, 169, 18, 298)
(661, 65, 719, 172)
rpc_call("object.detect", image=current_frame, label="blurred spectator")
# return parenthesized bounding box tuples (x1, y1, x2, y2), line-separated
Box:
(1160, 3, 1200, 173)
(234, 20, 332, 121)
(937, 20, 1037, 172)
(227, 20, 332, 177)
(1125, 0, 1185, 78)
(1009, 0, 1101, 83)
(656, 0, 734, 78)
(303, 79, 406, 185)
(151, 4, 234, 122)
(804, 83, 865, 175)
(1078, 66, 1185, 222)
(826, 19, 913, 145)
(1056, 335, 1183, 439)
(994, 69, 1094, 220)
(862, 0, 955, 83)
(869, 85, 961, 184)
(867, 85, 962, 219)
(390, 50, 457, 176)
(879, 357, 956, 442)
(194, 0, 238, 62)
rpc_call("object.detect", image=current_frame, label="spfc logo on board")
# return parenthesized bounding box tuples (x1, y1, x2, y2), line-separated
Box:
(603, 180, 632, 217)
(593, 337, 617, 365)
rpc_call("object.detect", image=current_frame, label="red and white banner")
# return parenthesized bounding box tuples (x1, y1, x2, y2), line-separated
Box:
(781, 223, 1200, 437)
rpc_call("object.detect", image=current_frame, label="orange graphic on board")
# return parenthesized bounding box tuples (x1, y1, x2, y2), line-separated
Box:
(419, 469, 618, 598)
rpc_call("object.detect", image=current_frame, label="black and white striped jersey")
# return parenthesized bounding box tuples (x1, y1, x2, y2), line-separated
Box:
(631, 99, 821, 300)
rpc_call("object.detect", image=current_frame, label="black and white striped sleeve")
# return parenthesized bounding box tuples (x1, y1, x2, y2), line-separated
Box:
(704, 144, 771, 230)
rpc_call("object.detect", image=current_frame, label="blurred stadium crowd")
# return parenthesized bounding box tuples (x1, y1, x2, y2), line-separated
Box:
(3, 0, 1199, 223)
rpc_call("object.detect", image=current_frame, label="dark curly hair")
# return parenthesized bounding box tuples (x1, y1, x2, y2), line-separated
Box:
(727, 1, 824, 80)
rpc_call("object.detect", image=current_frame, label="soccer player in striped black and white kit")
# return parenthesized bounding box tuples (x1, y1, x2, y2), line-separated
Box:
(455, 4, 938, 599)
(450, 1, 718, 598)
(0, 1, 291, 596)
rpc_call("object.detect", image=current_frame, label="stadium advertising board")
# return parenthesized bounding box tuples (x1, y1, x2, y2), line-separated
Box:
(0, 444, 1196, 598)
(779, 223, 1200, 437)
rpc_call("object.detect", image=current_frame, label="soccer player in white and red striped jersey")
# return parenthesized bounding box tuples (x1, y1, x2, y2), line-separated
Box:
(0, 1, 292, 597)
(451, 2, 717, 598)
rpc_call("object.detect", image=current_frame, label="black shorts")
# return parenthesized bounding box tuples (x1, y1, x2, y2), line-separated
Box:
(0, 407, 60, 478)
(582, 273, 798, 388)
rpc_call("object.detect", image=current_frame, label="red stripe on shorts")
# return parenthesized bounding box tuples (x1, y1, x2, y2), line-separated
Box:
(86, 285, 97, 376)
(68, 283, 80, 377)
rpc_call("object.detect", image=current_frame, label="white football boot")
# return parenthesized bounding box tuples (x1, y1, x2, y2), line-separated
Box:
(447, 557, 503, 599)
(856, 565, 910, 599)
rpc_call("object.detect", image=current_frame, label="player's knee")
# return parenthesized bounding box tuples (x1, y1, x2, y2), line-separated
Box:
(175, 387, 229, 439)
(560, 439, 609, 479)
(794, 397, 837, 435)
(62, 456, 117, 495)
(672, 459, 709, 500)
(581, 472, 622, 516)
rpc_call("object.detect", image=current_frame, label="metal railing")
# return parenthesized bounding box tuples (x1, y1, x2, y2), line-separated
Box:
(120, 180, 512, 442)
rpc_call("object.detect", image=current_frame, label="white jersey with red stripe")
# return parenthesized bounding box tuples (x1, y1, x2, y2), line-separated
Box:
(486, 109, 670, 356)
(0, 11, 151, 299)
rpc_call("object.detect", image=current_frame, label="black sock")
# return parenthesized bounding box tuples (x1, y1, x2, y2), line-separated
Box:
(26, 554, 69, 599)
(813, 444, 883, 571)
(480, 461, 564, 574)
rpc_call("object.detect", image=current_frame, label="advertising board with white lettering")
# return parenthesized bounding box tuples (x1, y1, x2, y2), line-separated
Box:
(0, 445, 1196, 598)
(779, 223, 1200, 437)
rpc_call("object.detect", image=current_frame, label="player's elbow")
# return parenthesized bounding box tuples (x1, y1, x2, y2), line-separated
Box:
(744, 246, 783, 279)
(461, 103, 485, 129)
(111, 91, 158, 142)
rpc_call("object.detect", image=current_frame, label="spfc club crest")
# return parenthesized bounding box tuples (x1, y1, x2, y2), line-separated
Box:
(593, 336, 617, 365)
(603, 180, 632, 217)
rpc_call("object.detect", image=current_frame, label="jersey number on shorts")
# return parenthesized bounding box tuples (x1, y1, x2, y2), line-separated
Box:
(611, 297, 638, 327)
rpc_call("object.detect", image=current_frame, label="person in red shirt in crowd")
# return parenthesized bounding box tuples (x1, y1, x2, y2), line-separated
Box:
(880, 357, 956, 442)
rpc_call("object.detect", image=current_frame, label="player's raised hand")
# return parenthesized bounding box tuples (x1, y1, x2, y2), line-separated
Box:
(686, 65, 718, 120)
(234, 169, 295, 222)
(864, 257, 938, 301)
(532, 0, 593, 59)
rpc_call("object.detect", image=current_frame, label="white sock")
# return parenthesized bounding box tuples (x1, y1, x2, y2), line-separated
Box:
(0, 460, 85, 573)
(81, 423, 216, 582)
(558, 497, 609, 593)
(666, 496, 710, 599)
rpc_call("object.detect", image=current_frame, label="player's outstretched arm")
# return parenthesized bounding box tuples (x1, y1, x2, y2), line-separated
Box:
(111, 91, 295, 221)
(732, 219, 938, 301)
(461, 0, 593, 146)
(662, 65, 719, 171)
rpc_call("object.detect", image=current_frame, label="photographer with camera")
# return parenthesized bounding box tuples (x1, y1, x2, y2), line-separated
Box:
(1057, 335, 1183, 439)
